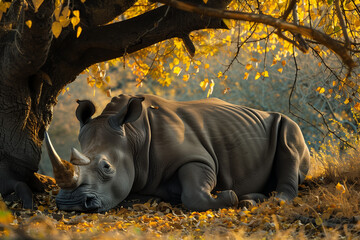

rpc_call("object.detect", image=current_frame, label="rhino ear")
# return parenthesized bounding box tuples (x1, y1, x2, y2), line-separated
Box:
(76, 100, 96, 128)
(108, 97, 144, 130)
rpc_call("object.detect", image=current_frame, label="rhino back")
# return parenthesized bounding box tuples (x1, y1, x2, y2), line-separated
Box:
(137, 95, 282, 195)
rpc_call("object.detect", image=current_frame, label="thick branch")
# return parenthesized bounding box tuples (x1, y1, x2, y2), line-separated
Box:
(281, 0, 297, 20)
(155, 0, 357, 69)
(0, 1, 54, 85)
(75, 0, 137, 27)
(54, 4, 227, 86)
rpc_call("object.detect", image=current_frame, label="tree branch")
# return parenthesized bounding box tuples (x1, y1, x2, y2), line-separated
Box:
(155, 0, 357, 69)
(281, 0, 297, 20)
(334, 0, 350, 48)
(54, 4, 227, 86)
(0, 1, 54, 86)
(75, 0, 137, 27)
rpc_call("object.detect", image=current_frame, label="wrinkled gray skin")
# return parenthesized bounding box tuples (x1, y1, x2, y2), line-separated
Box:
(46, 94, 310, 212)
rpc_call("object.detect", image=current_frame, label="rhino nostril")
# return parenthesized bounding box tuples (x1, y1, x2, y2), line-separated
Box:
(84, 195, 101, 211)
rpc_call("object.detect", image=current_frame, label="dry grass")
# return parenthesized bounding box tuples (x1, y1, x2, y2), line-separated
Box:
(2, 139, 360, 239)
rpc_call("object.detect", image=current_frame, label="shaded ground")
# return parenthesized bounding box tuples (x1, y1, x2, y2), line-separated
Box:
(1, 174, 360, 239)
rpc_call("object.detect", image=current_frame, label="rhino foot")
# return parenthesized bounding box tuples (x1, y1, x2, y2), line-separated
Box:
(0, 168, 47, 209)
(216, 190, 239, 207)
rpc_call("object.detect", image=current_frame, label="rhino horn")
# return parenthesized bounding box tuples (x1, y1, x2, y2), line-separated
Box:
(44, 132, 79, 189)
(70, 148, 90, 165)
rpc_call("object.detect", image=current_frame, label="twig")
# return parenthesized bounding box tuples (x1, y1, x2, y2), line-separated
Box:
(288, 46, 324, 136)
(308, 103, 355, 149)
(222, 22, 257, 75)
(334, 0, 350, 48)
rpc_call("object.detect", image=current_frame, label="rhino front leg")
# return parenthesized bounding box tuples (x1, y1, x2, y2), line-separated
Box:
(178, 162, 238, 211)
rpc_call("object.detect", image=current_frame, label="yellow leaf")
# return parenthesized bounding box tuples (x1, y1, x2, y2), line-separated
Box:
(173, 66, 181, 75)
(59, 15, 70, 27)
(328, 89, 333, 94)
(25, 20, 32, 28)
(32, 0, 44, 13)
(200, 79, 209, 91)
(207, 79, 214, 98)
(77, 26, 82, 38)
(183, 74, 190, 82)
(278, 68, 283, 73)
(245, 64, 252, 70)
(204, 63, 209, 69)
(332, 81, 337, 86)
(255, 72, 261, 80)
(271, 59, 277, 66)
(61, 6, 70, 17)
(54, 7, 61, 21)
(71, 17, 80, 28)
(336, 182, 346, 194)
(52, 21, 62, 38)
(173, 58, 179, 65)
(262, 71, 269, 77)
(81, 0, 86, 2)
(203, 0, 208, 3)
(71, 11, 80, 28)
(354, 103, 360, 111)
(217, 71, 223, 78)
(73, 10, 80, 18)
(243, 72, 249, 80)
(96, 78, 103, 88)
(344, 98, 350, 104)
(222, 19, 231, 28)
(316, 87, 325, 94)
(0, 2, 11, 13)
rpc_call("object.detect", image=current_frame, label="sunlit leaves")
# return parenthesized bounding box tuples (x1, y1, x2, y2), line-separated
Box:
(51, 5, 80, 37)
(0, 1, 11, 21)
(77, 26, 82, 38)
(32, 0, 44, 13)
(85, 63, 110, 91)
(0, 200, 13, 225)
(71, 10, 80, 29)
(200, 79, 215, 97)
(316, 87, 325, 94)
(25, 20, 32, 28)
(336, 182, 346, 194)
(52, 21, 62, 38)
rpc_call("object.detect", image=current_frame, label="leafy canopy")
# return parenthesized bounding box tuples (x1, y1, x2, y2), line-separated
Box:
(1, 0, 359, 102)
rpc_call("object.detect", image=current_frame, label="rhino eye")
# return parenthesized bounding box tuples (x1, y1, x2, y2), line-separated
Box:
(99, 160, 115, 176)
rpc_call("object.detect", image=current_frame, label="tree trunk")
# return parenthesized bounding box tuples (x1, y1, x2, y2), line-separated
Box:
(0, 81, 51, 208)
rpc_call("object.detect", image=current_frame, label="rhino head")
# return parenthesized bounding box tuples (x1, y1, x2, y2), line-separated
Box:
(45, 96, 144, 212)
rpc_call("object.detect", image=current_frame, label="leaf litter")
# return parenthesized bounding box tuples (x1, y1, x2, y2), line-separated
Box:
(1, 174, 360, 239)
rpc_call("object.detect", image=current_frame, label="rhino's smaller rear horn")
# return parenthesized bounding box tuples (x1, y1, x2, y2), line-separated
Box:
(70, 148, 90, 165)
(44, 132, 79, 189)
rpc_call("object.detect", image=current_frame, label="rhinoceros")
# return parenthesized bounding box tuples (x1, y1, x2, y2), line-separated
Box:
(45, 94, 310, 212)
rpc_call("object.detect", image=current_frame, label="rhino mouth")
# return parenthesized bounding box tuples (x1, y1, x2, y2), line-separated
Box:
(56, 191, 103, 212)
